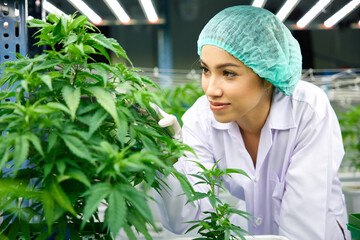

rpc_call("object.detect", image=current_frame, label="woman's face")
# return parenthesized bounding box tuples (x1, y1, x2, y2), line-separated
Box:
(201, 45, 272, 125)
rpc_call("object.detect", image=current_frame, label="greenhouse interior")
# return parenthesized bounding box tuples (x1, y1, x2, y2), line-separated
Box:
(1, 0, 360, 239)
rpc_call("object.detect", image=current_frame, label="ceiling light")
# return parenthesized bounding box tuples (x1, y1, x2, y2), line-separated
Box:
(67, 0, 102, 24)
(323, 0, 360, 28)
(139, 0, 158, 23)
(43, 0, 67, 16)
(252, 0, 267, 8)
(296, 0, 332, 29)
(276, 0, 301, 22)
(103, 0, 130, 24)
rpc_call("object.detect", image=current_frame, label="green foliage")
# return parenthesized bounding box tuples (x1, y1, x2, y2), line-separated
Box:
(338, 105, 360, 171)
(159, 83, 204, 125)
(185, 160, 253, 240)
(0, 13, 195, 239)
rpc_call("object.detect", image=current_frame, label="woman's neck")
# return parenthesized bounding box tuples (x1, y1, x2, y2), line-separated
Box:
(236, 87, 273, 135)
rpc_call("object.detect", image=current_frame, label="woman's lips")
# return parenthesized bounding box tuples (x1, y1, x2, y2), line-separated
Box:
(209, 101, 230, 112)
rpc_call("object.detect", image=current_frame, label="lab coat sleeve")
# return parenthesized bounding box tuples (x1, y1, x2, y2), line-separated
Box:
(153, 104, 216, 234)
(278, 107, 342, 239)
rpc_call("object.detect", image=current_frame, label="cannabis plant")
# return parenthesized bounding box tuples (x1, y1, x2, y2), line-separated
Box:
(159, 83, 204, 126)
(185, 160, 252, 240)
(339, 106, 360, 171)
(0, 14, 193, 239)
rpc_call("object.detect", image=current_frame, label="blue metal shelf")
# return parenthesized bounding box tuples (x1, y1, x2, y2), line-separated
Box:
(0, 0, 28, 67)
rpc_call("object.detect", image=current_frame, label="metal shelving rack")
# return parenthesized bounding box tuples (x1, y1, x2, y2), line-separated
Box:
(0, 0, 28, 67)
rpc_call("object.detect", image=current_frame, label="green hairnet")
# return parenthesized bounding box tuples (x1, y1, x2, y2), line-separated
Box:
(197, 5, 302, 96)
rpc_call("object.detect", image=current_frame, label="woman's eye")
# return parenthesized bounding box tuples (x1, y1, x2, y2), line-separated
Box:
(200, 66, 209, 74)
(224, 71, 236, 77)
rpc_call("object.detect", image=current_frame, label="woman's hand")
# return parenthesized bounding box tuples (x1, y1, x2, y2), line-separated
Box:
(150, 103, 182, 140)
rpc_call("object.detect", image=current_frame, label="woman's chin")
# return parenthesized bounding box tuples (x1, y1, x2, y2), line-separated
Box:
(213, 114, 233, 123)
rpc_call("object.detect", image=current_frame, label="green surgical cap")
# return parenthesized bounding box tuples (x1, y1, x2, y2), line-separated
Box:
(197, 5, 302, 95)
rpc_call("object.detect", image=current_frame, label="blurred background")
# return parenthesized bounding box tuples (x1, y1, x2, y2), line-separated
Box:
(13, 0, 359, 108)
(38, 0, 360, 69)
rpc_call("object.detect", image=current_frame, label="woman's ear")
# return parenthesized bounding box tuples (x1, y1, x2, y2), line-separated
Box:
(264, 80, 273, 90)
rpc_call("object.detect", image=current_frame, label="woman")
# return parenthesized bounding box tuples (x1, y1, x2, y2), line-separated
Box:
(154, 5, 350, 239)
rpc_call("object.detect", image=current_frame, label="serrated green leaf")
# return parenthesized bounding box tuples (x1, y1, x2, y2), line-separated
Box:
(224, 229, 230, 240)
(0, 102, 25, 113)
(66, 168, 91, 188)
(63, 64, 72, 77)
(188, 174, 209, 184)
(25, 132, 44, 157)
(81, 47, 96, 58)
(21, 79, 29, 93)
(86, 87, 119, 125)
(227, 208, 253, 221)
(55, 161, 66, 175)
(90, 63, 109, 87)
(8, 219, 19, 239)
(92, 43, 110, 63)
(223, 168, 250, 179)
(144, 168, 156, 187)
(61, 134, 91, 160)
(47, 132, 58, 153)
(67, 43, 84, 56)
(28, 18, 51, 28)
(53, 20, 63, 41)
(120, 184, 153, 223)
(49, 177, 76, 216)
(87, 108, 107, 138)
(47, 102, 71, 115)
(192, 192, 209, 201)
(89, 34, 116, 54)
(0, 143, 11, 171)
(172, 170, 196, 202)
(231, 227, 250, 239)
(31, 60, 61, 74)
(126, 208, 152, 240)
(19, 220, 30, 240)
(0, 91, 16, 101)
(60, 14, 69, 34)
(46, 13, 59, 23)
(208, 195, 217, 209)
(82, 183, 112, 228)
(112, 42, 132, 65)
(105, 188, 127, 237)
(139, 134, 157, 152)
(44, 163, 54, 179)
(62, 86, 81, 121)
(64, 34, 78, 46)
(117, 111, 127, 146)
(14, 135, 29, 172)
(69, 15, 88, 31)
(123, 223, 137, 240)
(188, 160, 208, 172)
(39, 75, 53, 91)
(42, 191, 55, 230)
(32, 105, 56, 114)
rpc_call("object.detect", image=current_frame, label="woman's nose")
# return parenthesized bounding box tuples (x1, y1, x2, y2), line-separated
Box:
(205, 77, 222, 97)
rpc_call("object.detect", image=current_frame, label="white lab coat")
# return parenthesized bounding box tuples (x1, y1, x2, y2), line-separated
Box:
(154, 80, 350, 239)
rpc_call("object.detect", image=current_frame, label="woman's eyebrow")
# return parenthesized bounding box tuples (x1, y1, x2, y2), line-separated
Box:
(200, 59, 240, 69)
(200, 59, 208, 67)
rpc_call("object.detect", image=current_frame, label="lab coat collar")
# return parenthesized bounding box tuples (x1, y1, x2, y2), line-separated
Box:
(211, 88, 296, 131)
(267, 88, 296, 130)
